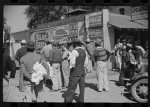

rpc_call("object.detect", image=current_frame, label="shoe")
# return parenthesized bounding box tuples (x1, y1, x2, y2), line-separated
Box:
(97, 90, 103, 92)
(103, 89, 109, 92)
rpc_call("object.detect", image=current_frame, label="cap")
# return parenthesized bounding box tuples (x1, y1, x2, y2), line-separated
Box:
(21, 40, 26, 44)
(27, 41, 35, 49)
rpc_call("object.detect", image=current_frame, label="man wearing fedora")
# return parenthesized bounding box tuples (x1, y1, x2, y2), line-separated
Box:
(20, 41, 48, 102)
(65, 39, 88, 102)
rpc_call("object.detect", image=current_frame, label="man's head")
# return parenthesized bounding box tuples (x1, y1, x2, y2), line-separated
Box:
(26, 41, 35, 52)
(67, 42, 74, 52)
(46, 41, 50, 45)
(122, 39, 126, 45)
(86, 38, 91, 44)
(117, 39, 120, 43)
(21, 40, 26, 47)
(52, 41, 58, 48)
(95, 38, 103, 47)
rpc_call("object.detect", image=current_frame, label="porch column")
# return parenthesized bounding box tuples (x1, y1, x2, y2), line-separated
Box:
(102, 9, 111, 52)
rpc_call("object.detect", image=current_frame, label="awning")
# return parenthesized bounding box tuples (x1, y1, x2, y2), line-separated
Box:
(109, 13, 148, 29)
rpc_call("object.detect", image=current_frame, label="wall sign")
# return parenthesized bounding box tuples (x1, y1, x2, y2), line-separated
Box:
(131, 6, 148, 21)
(89, 15, 102, 27)
(88, 28, 102, 37)
(85, 11, 103, 28)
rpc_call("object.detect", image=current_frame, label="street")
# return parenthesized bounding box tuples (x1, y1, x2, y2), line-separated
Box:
(7, 68, 136, 103)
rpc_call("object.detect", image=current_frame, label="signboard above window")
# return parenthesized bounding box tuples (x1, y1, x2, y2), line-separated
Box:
(131, 6, 148, 21)
(85, 11, 103, 28)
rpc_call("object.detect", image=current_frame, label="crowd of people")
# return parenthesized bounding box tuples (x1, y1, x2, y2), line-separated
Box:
(3, 36, 148, 102)
(111, 38, 148, 86)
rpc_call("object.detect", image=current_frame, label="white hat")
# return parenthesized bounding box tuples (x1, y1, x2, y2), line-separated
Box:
(21, 40, 26, 44)
(86, 38, 91, 42)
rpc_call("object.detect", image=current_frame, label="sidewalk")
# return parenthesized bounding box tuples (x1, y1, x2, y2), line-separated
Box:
(6, 69, 135, 103)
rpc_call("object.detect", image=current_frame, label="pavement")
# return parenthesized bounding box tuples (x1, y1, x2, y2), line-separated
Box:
(6, 69, 136, 103)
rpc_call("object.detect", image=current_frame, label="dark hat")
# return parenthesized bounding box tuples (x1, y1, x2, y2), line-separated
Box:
(95, 38, 103, 45)
(27, 41, 35, 49)
(72, 38, 83, 44)
(122, 39, 126, 42)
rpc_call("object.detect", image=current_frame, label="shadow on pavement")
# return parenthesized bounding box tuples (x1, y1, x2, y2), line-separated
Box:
(61, 90, 79, 102)
(85, 83, 98, 91)
(122, 92, 135, 102)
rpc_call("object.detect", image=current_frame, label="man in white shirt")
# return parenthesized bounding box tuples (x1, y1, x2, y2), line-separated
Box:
(65, 40, 88, 102)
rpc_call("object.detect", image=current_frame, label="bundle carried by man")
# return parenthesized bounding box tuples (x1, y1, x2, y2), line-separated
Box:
(31, 62, 47, 85)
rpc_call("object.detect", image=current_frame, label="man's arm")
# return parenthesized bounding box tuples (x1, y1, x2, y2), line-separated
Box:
(84, 51, 89, 68)
(20, 59, 31, 80)
(70, 50, 78, 68)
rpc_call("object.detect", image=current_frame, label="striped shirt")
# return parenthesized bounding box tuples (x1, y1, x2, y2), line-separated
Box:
(94, 47, 107, 62)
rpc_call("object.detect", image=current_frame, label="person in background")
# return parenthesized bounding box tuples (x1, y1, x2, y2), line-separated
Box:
(85, 38, 94, 73)
(65, 39, 88, 102)
(94, 39, 110, 92)
(118, 39, 127, 86)
(110, 50, 116, 71)
(114, 39, 122, 71)
(40, 40, 53, 62)
(49, 41, 63, 91)
(20, 41, 48, 102)
(14, 40, 27, 64)
(14, 40, 28, 91)
(61, 42, 70, 88)
(3, 43, 16, 102)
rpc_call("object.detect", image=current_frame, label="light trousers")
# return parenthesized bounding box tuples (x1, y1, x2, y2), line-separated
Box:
(96, 61, 109, 91)
(62, 60, 70, 87)
(51, 63, 62, 90)
(24, 81, 44, 102)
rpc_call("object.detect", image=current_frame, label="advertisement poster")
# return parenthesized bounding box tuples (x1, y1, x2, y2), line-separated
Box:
(131, 6, 148, 21)
(53, 24, 70, 41)
(33, 29, 49, 48)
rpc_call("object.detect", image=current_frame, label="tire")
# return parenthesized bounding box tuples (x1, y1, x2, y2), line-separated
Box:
(131, 78, 148, 103)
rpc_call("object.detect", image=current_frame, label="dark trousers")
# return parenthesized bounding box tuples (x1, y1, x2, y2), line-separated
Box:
(118, 56, 126, 85)
(65, 74, 85, 102)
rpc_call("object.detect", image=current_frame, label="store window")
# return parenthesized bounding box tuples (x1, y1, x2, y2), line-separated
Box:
(119, 8, 125, 15)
